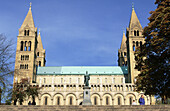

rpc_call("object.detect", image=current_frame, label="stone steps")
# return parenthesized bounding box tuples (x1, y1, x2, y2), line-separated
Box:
(0, 105, 169, 111)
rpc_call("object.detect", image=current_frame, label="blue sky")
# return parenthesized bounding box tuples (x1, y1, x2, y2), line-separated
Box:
(0, 0, 156, 66)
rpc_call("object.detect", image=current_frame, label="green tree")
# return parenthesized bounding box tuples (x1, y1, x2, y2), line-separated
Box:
(135, 0, 170, 104)
(0, 34, 14, 104)
(12, 78, 40, 105)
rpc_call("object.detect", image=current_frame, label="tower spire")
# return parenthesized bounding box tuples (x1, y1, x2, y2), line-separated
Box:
(37, 28, 44, 49)
(120, 31, 127, 50)
(39, 28, 40, 35)
(20, 2, 35, 29)
(128, 5, 142, 29)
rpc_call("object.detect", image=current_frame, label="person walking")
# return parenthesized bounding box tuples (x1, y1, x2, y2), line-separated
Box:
(132, 100, 137, 105)
(139, 95, 145, 105)
(28, 101, 32, 105)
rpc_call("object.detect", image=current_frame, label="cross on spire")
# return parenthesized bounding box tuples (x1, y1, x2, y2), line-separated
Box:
(30, 2, 32, 9)
(132, 2, 134, 10)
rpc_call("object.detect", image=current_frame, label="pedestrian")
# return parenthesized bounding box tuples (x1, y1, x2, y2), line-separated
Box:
(32, 101, 36, 105)
(132, 100, 137, 105)
(139, 95, 145, 105)
(28, 101, 32, 105)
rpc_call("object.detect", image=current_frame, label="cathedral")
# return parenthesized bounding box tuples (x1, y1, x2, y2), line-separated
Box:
(13, 4, 155, 105)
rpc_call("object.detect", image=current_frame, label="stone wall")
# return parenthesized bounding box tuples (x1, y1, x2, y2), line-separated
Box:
(0, 105, 169, 111)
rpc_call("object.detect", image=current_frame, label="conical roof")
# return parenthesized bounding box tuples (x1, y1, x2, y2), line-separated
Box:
(129, 8, 142, 29)
(120, 32, 127, 50)
(37, 30, 44, 49)
(20, 5, 35, 29)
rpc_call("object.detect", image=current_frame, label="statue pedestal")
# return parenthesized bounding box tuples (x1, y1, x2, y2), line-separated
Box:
(82, 86, 92, 105)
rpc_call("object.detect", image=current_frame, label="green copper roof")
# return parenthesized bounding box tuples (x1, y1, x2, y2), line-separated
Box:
(37, 66, 128, 75)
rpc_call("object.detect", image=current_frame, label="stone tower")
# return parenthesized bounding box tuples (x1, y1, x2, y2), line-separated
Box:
(126, 7, 145, 83)
(36, 30, 46, 67)
(14, 4, 46, 83)
(118, 32, 127, 67)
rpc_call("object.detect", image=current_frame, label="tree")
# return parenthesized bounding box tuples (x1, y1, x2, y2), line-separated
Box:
(135, 0, 170, 104)
(12, 78, 40, 105)
(0, 34, 14, 104)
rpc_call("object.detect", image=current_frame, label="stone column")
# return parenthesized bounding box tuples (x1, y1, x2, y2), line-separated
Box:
(39, 99, 41, 105)
(51, 98, 53, 105)
(76, 99, 78, 105)
(136, 99, 138, 105)
(112, 99, 114, 105)
(64, 99, 66, 105)
(52, 76, 54, 91)
(39, 77, 42, 87)
(100, 99, 102, 105)
(124, 98, 126, 105)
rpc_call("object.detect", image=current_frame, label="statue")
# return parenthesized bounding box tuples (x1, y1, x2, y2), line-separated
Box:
(84, 71, 90, 87)
(82, 71, 92, 105)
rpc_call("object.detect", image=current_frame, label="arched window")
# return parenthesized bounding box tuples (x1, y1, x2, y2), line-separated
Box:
(140, 41, 142, 46)
(25, 55, 29, 60)
(25, 64, 28, 69)
(39, 61, 41, 66)
(20, 41, 23, 51)
(97, 78, 99, 83)
(136, 41, 138, 46)
(105, 78, 107, 83)
(133, 45, 135, 51)
(45, 97, 48, 105)
(137, 30, 139, 36)
(113, 78, 115, 84)
(124, 52, 126, 57)
(94, 96, 97, 105)
(129, 97, 133, 105)
(61, 78, 63, 83)
(27, 30, 29, 36)
(134, 30, 136, 36)
(121, 78, 124, 83)
(78, 78, 80, 83)
(24, 30, 26, 36)
(44, 78, 46, 83)
(37, 52, 39, 57)
(28, 41, 31, 51)
(70, 97, 73, 105)
(57, 97, 60, 105)
(24, 41, 27, 51)
(140, 41, 143, 50)
(21, 55, 24, 60)
(121, 52, 123, 56)
(118, 97, 121, 105)
(69, 78, 71, 83)
(20, 64, 24, 69)
(106, 96, 109, 105)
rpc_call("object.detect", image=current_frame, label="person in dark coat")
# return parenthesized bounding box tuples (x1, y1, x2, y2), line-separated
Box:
(139, 95, 145, 105)
(28, 101, 32, 105)
(32, 101, 36, 105)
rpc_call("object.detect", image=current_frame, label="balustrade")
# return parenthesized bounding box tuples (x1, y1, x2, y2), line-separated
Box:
(39, 83, 135, 92)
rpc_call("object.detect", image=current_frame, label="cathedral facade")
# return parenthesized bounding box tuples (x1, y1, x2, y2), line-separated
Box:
(13, 4, 155, 105)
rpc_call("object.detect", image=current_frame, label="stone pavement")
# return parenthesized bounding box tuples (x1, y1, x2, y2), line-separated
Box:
(0, 105, 169, 111)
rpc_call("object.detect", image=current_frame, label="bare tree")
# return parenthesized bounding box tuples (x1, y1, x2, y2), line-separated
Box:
(0, 34, 15, 104)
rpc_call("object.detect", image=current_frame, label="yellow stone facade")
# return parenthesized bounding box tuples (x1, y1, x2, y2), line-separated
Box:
(13, 5, 155, 105)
